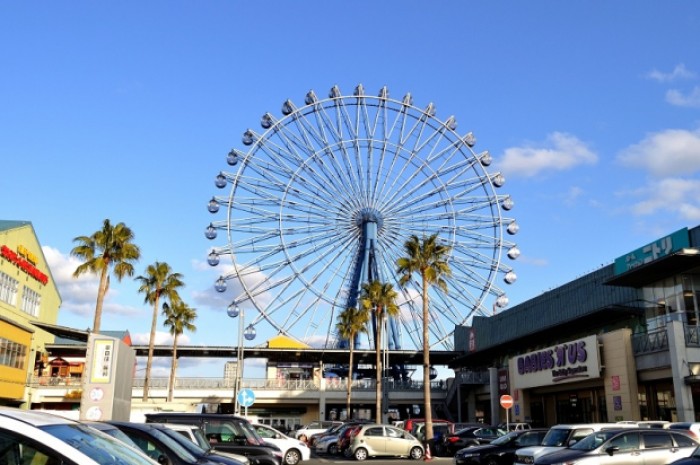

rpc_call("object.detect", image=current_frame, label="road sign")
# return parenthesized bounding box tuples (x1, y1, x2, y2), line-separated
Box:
(500, 394, 514, 409)
(237, 388, 255, 407)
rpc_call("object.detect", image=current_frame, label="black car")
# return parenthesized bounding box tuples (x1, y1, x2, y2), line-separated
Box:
(160, 424, 249, 465)
(444, 426, 507, 455)
(145, 413, 281, 465)
(109, 421, 235, 465)
(453, 428, 548, 465)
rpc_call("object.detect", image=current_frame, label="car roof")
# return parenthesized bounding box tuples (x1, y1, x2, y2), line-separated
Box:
(146, 413, 247, 420)
(0, 407, 76, 427)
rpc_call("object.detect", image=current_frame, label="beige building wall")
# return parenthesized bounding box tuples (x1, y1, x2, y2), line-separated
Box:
(600, 328, 640, 421)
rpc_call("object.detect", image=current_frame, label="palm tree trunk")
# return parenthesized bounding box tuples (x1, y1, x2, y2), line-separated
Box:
(422, 275, 433, 449)
(375, 308, 383, 423)
(143, 295, 159, 401)
(346, 332, 354, 420)
(93, 267, 110, 334)
(168, 334, 179, 402)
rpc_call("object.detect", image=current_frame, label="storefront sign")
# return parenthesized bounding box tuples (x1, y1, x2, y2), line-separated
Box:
(511, 334, 601, 389)
(613, 228, 689, 275)
(0, 245, 49, 285)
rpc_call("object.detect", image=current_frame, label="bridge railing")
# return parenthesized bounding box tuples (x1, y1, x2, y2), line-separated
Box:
(30, 376, 448, 392)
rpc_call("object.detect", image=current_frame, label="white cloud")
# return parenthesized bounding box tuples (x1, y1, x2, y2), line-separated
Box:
(616, 128, 700, 177)
(646, 64, 697, 82)
(497, 132, 598, 178)
(191, 258, 272, 313)
(628, 178, 700, 221)
(43, 246, 142, 318)
(666, 86, 700, 108)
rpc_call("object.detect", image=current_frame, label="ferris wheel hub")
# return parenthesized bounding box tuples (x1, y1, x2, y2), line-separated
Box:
(354, 207, 384, 229)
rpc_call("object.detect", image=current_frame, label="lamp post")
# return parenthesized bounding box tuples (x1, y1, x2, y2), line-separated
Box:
(227, 303, 256, 415)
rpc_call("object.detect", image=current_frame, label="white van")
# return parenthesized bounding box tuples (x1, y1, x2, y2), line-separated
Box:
(514, 423, 617, 465)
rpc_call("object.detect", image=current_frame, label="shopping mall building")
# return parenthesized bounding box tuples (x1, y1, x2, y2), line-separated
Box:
(3, 218, 700, 428)
(449, 225, 700, 426)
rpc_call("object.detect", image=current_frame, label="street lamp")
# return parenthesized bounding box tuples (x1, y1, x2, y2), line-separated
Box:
(227, 303, 256, 415)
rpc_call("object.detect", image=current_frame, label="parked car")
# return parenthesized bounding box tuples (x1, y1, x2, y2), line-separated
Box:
(315, 421, 371, 455)
(293, 421, 343, 443)
(250, 423, 310, 465)
(83, 420, 142, 449)
(454, 428, 549, 465)
(163, 422, 251, 465)
(498, 422, 532, 432)
(535, 427, 699, 465)
(671, 445, 700, 464)
(671, 423, 700, 440)
(347, 423, 424, 461)
(403, 418, 453, 436)
(161, 423, 252, 465)
(145, 412, 282, 465)
(0, 407, 157, 465)
(514, 423, 617, 465)
(307, 422, 346, 447)
(338, 423, 367, 457)
(110, 421, 246, 465)
(617, 420, 670, 429)
(443, 425, 507, 455)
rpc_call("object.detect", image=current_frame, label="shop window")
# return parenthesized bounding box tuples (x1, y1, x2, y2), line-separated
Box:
(0, 271, 19, 306)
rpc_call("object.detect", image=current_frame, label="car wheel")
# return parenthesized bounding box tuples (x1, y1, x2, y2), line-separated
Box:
(484, 457, 498, 465)
(284, 449, 301, 465)
(354, 447, 368, 461)
(329, 444, 339, 455)
(410, 446, 424, 460)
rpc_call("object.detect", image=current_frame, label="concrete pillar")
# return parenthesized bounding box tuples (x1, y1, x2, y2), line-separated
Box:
(489, 367, 499, 424)
(667, 319, 694, 421)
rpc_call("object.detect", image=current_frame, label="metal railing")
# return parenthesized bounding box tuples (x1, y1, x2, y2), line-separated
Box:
(632, 329, 668, 354)
(30, 375, 448, 392)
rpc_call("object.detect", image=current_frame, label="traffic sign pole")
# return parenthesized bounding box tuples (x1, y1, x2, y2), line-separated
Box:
(499, 394, 514, 431)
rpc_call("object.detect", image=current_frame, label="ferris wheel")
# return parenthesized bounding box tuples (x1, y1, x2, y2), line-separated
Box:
(205, 84, 519, 351)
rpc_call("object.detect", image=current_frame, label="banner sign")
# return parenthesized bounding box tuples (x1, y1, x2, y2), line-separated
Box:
(511, 335, 600, 389)
(613, 228, 689, 276)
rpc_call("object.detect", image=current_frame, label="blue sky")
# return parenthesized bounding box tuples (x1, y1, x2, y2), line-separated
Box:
(2, 2, 700, 379)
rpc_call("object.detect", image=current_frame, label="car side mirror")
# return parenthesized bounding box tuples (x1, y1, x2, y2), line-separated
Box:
(605, 446, 619, 456)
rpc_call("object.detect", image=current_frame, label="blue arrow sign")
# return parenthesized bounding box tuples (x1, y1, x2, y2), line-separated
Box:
(237, 388, 255, 408)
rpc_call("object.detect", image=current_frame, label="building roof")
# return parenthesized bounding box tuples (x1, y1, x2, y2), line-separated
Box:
(35, 321, 461, 365)
(0, 220, 33, 232)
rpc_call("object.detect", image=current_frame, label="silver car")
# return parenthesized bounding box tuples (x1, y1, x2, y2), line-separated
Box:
(534, 428, 699, 465)
(348, 424, 424, 461)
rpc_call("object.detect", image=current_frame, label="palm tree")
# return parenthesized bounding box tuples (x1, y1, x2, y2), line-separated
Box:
(162, 300, 197, 402)
(71, 219, 141, 334)
(136, 261, 185, 401)
(359, 280, 399, 423)
(335, 306, 369, 420)
(396, 233, 451, 450)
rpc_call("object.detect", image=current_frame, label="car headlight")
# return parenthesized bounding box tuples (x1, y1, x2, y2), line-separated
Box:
(457, 452, 478, 458)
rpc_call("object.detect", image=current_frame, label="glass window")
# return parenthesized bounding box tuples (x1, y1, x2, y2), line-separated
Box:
(672, 432, 697, 448)
(643, 432, 672, 449)
(364, 427, 383, 437)
(608, 432, 640, 451)
(0, 429, 62, 465)
(42, 423, 158, 465)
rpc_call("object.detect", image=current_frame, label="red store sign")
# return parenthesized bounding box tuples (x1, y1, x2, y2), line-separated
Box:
(1, 245, 49, 285)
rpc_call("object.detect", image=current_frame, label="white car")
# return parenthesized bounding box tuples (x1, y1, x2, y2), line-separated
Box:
(0, 407, 157, 465)
(251, 423, 310, 465)
(293, 420, 343, 443)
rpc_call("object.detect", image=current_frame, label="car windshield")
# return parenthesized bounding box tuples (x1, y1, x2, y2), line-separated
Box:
(541, 429, 571, 447)
(42, 423, 156, 465)
(570, 431, 619, 451)
(191, 428, 214, 450)
(97, 426, 142, 450)
(161, 427, 207, 456)
(490, 431, 518, 446)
